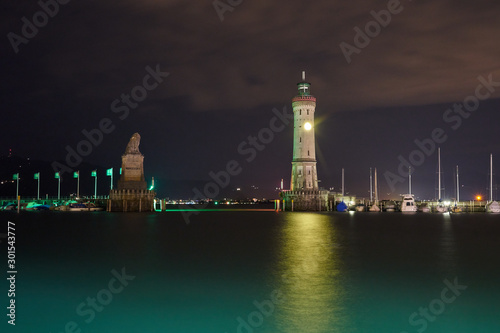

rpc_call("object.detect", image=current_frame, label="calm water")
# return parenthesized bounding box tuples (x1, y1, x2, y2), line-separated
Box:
(1, 210, 500, 333)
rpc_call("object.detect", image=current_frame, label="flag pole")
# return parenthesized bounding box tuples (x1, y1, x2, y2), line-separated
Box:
(107, 168, 113, 190)
(16, 173, 19, 199)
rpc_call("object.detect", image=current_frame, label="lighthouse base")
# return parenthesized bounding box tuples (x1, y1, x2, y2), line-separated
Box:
(280, 190, 331, 211)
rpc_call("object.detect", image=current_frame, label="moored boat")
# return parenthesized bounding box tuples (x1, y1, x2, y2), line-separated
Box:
(25, 201, 50, 211)
(384, 201, 396, 212)
(486, 201, 500, 213)
(68, 202, 104, 211)
(0, 202, 16, 211)
(418, 203, 431, 213)
(434, 202, 448, 213)
(355, 204, 366, 212)
(85, 202, 104, 211)
(336, 201, 348, 212)
(401, 194, 417, 212)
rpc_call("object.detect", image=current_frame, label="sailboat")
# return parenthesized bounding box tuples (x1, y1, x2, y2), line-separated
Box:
(356, 169, 369, 212)
(336, 168, 348, 212)
(369, 168, 381, 212)
(401, 166, 417, 212)
(451, 165, 462, 213)
(486, 154, 500, 213)
(434, 148, 448, 213)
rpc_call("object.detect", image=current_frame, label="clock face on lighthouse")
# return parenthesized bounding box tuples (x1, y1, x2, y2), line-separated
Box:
(304, 122, 312, 130)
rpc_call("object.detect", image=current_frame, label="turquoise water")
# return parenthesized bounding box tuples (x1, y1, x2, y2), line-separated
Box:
(1, 211, 500, 332)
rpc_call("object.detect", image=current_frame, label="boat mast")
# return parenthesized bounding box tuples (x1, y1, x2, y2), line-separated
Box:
(342, 168, 345, 197)
(374, 168, 378, 203)
(490, 154, 493, 202)
(409, 166, 412, 195)
(369, 167, 373, 202)
(456, 165, 460, 203)
(438, 147, 441, 201)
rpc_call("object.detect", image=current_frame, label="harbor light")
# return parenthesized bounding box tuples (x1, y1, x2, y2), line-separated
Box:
(476, 195, 482, 201)
(304, 122, 312, 130)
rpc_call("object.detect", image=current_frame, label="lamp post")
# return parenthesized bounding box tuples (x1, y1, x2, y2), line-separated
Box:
(91, 170, 97, 199)
(73, 171, 80, 198)
(34, 172, 40, 200)
(13, 173, 19, 199)
(55, 172, 61, 200)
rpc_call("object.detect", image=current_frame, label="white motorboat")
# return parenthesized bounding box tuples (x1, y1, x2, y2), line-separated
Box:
(401, 169, 417, 212)
(401, 194, 417, 212)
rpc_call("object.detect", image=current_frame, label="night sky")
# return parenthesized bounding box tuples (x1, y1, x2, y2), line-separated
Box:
(2, 0, 500, 200)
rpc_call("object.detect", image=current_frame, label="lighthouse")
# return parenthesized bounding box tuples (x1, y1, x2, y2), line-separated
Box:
(280, 72, 329, 211)
(290, 71, 318, 191)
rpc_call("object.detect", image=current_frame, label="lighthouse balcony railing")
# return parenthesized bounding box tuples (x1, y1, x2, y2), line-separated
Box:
(292, 96, 316, 102)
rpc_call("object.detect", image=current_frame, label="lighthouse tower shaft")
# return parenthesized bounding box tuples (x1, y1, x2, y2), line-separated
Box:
(290, 72, 318, 191)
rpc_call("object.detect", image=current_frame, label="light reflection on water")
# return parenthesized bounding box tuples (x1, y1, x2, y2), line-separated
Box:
(439, 213, 458, 274)
(275, 212, 348, 333)
(4, 211, 500, 332)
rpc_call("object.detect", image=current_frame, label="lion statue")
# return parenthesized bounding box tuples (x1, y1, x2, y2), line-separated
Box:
(125, 133, 141, 154)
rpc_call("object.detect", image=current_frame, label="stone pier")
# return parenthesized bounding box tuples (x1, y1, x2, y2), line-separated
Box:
(108, 189, 155, 212)
(280, 190, 331, 211)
